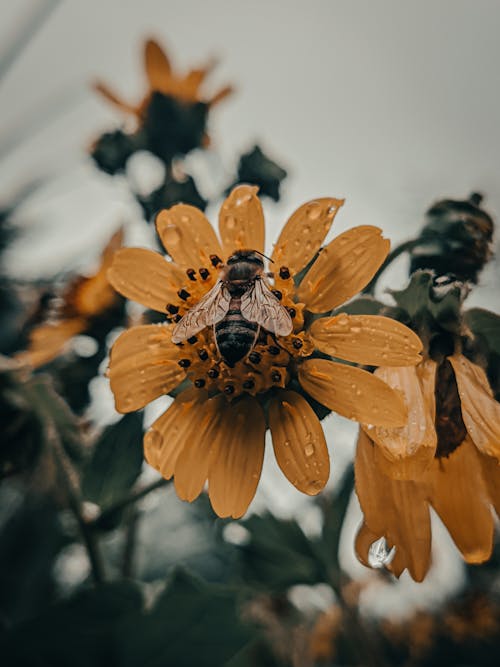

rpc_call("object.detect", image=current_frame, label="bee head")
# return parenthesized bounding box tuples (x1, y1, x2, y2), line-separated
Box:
(227, 250, 265, 267)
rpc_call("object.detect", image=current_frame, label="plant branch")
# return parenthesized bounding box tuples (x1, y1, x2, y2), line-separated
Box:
(363, 239, 419, 295)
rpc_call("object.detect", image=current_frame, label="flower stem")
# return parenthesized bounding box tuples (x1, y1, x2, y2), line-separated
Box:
(89, 478, 168, 529)
(363, 239, 419, 295)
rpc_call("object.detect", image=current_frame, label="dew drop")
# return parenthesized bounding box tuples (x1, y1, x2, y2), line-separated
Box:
(306, 479, 323, 494)
(145, 429, 162, 449)
(225, 215, 236, 229)
(307, 205, 322, 221)
(304, 444, 315, 457)
(368, 537, 396, 568)
(162, 224, 182, 246)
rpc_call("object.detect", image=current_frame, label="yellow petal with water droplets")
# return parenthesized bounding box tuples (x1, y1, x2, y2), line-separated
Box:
(144, 39, 171, 91)
(478, 452, 500, 517)
(354, 522, 380, 568)
(297, 226, 390, 313)
(208, 396, 266, 518)
(108, 247, 185, 313)
(428, 438, 494, 563)
(365, 366, 436, 479)
(16, 318, 86, 369)
(144, 388, 206, 478)
(269, 390, 330, 495)
(218, 185, 265, 257)
(355, 430, 431, 581)
(271, 198, 344, 275)
(299, 358, 407, 427)
(173, 395, 226, 503)
(310, 314, 422, 366)
(416, 358, 437, 423)
(108, 324, 184, 412)
(448, 354, 500, 461)
(156, 205, 223, 267)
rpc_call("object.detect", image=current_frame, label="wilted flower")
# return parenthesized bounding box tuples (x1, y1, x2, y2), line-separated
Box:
(354, 273, 500, 581)
(107, 185, 422, 518)
(16, 229, 123, 369)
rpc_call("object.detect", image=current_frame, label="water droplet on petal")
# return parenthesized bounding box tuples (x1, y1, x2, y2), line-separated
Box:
(145, 429, 162, 449)
(225, 216, 236, 229)
(163, 224, 182, 246)
(304, 444, 315, 457)
(306, 479, 323, 494)
(368, 537, 396, 568)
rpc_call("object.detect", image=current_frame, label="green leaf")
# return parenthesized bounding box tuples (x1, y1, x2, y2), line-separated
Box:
(0, 582, 143, 666)
(390, 271, 434, 320)
(237, 513, 325, 591)
(118, 568, 255, 667)
(82, 413, 144, 508)
(332, 297, 386, 316)
(465, 308, 500, 355)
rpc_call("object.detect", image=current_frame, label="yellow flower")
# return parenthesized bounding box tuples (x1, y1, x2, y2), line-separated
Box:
(355, 354, 500, 581)
(107, 185, 422, 518)
(16, 229, 123, 369)
(94, 38, 232, 125)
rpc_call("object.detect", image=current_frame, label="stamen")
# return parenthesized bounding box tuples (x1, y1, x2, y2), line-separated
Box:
(292, 338, 303, 349)
(268, 345, 280, 356)
(271, 370, 281, 382)
(194, 378, 206, 388)
(178, 359, 191, 368)
(224, 384, 235, 395)
(198, 349, 209, 361)
(287, 307, 296, 318)
(186, 268, 197, 281)
(271, 289, 282, 301)
(248, 351, 261, 363)
(207, 368, 219, 378)
(279, 266, 291, 280)
(166, 304, 179, 314)
(187, 336, 198, 344)
(178, 288, 190, 301)
(173, 314, 182, 323)
(199, 267, 210, 280)
(210, 254, 222, 267)
(242, 378, 255, 389)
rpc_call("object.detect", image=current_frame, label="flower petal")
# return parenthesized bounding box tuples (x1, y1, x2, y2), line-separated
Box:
(108, 324, 184, 412)
(448, 354, 500, 461)
(428, 438, 494, 563)
(208, 396, 266, 518)
(93, 81, 139, 116)
(144, 39, 171, 90)
(299, 358, 407, 427)
(271, 198, 344, 275)
(218, 185, 265, 257)
(144, 388, 206, 478)
(156, 205, 223, 267)
(478, 453, 500, 517)
(16, 319, 86, 368)
(416, 358, 437, 422)
(355, 430, 431, 581)
(366, 366, 436, 479)
(108, 247, 184, 313)
(310, 314, 422, 366)
(269, 390, 330, 495)
(209, 84, 234, 107)
(173, 395, 226, 502)
(297, 226, 389, 313)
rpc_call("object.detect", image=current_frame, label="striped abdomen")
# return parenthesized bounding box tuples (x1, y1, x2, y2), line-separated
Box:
(215, 297, 258, 366)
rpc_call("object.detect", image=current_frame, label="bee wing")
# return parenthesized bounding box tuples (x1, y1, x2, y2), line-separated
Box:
(240, 278, 293, 336)
(172, 281, 231, 343)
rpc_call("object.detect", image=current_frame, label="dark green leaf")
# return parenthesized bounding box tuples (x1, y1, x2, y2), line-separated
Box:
(118, 568, 255, 667)
(332, 297, 386, 317)
(82, 413, 144, 508)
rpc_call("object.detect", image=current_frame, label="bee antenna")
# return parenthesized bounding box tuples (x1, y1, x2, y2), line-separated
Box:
(254, 250, 274, 264)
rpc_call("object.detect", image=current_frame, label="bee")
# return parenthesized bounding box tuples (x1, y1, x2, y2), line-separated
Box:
(171, 250, 293, 366)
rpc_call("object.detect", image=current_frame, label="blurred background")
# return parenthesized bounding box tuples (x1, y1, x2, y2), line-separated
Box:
(1, 1, 499, 665)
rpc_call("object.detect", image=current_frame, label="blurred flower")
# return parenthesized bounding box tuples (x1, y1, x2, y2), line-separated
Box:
(92, 39, 232, 169)
(15, 229, 123, 369)
(107, 185, 422, 518)
(228, 145, 288, 201)
(354, 273, 500, 581)
(409, 192, 493, 283)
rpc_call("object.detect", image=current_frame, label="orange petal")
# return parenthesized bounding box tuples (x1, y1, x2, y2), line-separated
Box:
(218, 185, 265, 257)
(297, 226, 390, 313)
(209, 84, 234, 107)
(108, 324, 184, 412)
(299, 358, 407, 427)
(366, 366, 436, 479)
(448, 354, 500, 461)
(354, 522, 380, 568)
(271, 198, 344, 275)
(208, 396, 266, 518)
(310, 314, 422, 366)
(269, 390, 330, 495)
(15, 318, 86, 369)
(108, 247, 185, 313)
(173, 395, 226, 503)
(355, 430, 431, 581)
(144, 38, 171, 91)
(71, 228, 124, 317)
(478, 452, 500, 517)
(156, 205, 223, 267)
(144, 388, 206, 478)
(416, 358, 437, 423)
(92, 81, 139, 116)
(428, 438, 494, 563)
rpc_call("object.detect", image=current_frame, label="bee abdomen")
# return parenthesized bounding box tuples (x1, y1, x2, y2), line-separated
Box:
(215, 303, 257, 366)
